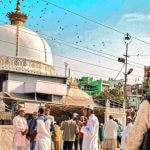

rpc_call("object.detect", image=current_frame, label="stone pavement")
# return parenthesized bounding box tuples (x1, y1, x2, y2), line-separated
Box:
(0, 125, 13, 150)
(99, 149, 120, 150)
(0, 125, 121, 150)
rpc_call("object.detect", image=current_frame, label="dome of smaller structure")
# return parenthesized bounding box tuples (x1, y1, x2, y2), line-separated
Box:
(63, 78, 96, 107)
(67, 88, 92, 100)
(63, 88, 96, 107)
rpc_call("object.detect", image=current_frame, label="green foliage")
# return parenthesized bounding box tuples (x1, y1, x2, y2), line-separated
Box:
(138, 86, 147, 96)
(96, 83, 124, 103)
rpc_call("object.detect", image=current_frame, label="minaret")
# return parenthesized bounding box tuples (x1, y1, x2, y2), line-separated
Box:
(6, 0, 28, 57)
(6, 0, 28, 26)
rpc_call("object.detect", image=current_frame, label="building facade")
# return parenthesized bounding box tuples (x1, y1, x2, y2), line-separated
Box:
(0, 0, 68, 122)
(143, 66, 150, 92)
(77, 77, 110, 97)
(108, 78, 124, 89)
(128, 84, 142, 108)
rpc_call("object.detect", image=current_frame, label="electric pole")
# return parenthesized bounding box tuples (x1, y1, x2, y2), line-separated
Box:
(124, 41, 128, 103)
(123, 33, 132, 107)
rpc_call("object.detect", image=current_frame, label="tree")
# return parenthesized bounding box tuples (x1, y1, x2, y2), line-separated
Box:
(96, 83, 124, 103)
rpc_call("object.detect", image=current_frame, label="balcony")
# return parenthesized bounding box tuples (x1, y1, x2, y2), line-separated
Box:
(0, 56, 54, 76)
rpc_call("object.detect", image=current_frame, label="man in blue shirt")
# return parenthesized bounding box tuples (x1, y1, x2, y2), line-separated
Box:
(115, 119, 123, 148)
(99, 123, 104, 149)
(27, 112, 38, 150)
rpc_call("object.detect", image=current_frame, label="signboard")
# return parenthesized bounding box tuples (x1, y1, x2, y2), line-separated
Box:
(25, 103, 40, 114)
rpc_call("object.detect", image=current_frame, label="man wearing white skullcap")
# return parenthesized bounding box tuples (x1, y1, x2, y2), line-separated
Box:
(81, 104, 99, 150)
(13, 107, 28, 150)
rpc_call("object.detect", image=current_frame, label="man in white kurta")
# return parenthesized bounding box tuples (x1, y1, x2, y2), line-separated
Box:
(103, 115, 118, 150)
(35, 107, 51, 150)
(81, 105, 99, 150)
(45, 108, 55, 149)
(13, 107, 28, 150)
(120, 117, 133, 150)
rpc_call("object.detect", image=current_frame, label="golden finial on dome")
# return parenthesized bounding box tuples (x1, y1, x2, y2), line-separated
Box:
(6, 0, 28, 26)
(16, 0, 21, 13)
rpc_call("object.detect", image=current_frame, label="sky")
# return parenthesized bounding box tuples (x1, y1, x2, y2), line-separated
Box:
(1, 0, 150, 84)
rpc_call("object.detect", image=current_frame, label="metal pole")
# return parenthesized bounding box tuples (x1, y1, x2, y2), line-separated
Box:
(68, 68, 71, 78)
(124, 43, 128, 107)
(11, 102, 16, 123)
(35, 92, 37, 101)
(65, 64, 67, 77)
(16, 25, 19, 57)
(64, 62, 68, 77)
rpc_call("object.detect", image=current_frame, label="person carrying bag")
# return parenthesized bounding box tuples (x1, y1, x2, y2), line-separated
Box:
(126, 94, 150, 150)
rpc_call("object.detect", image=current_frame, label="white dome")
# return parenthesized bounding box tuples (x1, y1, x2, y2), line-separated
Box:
(0, 25, 53, 66)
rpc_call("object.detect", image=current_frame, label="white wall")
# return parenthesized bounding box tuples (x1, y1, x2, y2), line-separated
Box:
(24, 82, 36, 93)
(3, 80, 24, 93)
(36, 80, 67, 96)
(3, 80, 67, 96)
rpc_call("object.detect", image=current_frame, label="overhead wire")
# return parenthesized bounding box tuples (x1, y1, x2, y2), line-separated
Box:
(0, 1, 148, 68)
(0, 34, 143, 79)
(54, 54, 143, 79)
(0, 37, 120, 72)
(1, 0, 147, 59)
(55, 66, 139, 82)
(41, 0, 150, 58)
(55, 65, 114, 79)
(0, 1, 143, 108)
(0, 35, 144, 79)
(0, 23, 145, 69)
(25, 23, 145, 67)
(128, 53, 150, 58)
(0, 4, 145, 80)
(114, 65, 125, 80)
(41, 0, 125, 35)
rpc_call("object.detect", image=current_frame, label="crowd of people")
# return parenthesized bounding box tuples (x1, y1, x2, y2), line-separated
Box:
(12, 103, 139, 150)
(12, 104, 100, 150)
(100, 115, 133, 150)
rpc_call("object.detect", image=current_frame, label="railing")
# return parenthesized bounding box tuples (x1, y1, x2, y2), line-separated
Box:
(94, 98, 123, 108)
(0, 56, 53, 76)
(108, 107, 125, 113)
(0, 112, 12, 120)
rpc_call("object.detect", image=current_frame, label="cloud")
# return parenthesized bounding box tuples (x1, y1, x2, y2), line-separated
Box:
(123, 13, 150, 22)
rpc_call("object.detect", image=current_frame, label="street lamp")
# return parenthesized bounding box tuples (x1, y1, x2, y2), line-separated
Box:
(127, 68, 133, 75)
(123, 33, 132, 107)
(124, 33, 132, 44)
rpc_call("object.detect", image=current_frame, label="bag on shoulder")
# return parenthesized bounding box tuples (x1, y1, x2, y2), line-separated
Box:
(140, 128, 150, 150)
